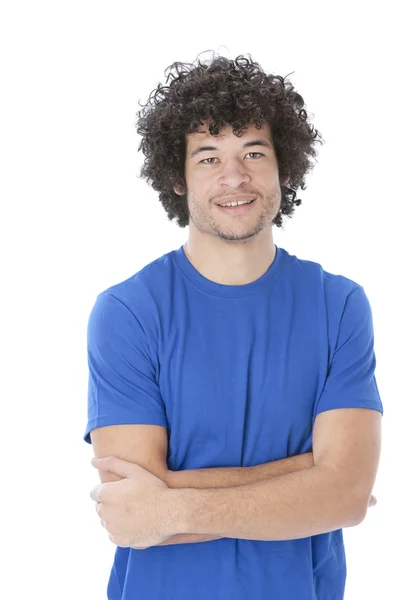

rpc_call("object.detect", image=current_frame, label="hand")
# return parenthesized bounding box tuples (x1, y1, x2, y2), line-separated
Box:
(90, 457, 174, 549)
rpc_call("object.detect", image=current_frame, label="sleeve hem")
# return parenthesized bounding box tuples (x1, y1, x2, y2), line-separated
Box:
(83, 414, 168, 444)
(312, 400, 383, 426)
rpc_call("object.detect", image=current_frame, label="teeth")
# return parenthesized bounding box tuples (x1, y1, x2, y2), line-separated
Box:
(220, 199, 253, 207)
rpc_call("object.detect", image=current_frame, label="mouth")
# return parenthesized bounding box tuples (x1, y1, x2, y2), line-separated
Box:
(216, 198, 256, 214)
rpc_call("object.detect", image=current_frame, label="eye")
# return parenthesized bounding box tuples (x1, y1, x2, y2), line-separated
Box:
(200, 152, 264, 165)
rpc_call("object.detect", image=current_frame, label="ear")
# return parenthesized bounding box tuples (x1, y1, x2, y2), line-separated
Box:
(281, 176, 290, 186)
(173, 183, 185, 195)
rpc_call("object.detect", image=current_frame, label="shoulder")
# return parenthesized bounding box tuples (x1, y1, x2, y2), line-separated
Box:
(280, 246, 362, 304)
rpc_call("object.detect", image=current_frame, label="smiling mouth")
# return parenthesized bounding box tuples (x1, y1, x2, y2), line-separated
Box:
(216, 198, 257, 215)
(217, 199, 256, 207)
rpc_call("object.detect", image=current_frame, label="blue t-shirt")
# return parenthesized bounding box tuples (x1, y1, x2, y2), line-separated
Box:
(84, 244, 383, 600)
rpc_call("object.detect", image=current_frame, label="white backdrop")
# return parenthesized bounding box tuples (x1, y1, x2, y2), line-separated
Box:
(1, 1, 398, 598)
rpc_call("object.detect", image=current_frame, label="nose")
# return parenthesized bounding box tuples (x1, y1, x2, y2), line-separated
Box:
(217, 159, 251, 188)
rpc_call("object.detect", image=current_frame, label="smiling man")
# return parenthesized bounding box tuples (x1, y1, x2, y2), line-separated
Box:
(173, 119, 290, 286)
(84, 52, 383, 600)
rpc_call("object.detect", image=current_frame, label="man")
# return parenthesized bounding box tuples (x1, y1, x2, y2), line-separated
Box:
(85, 53, 383, 599)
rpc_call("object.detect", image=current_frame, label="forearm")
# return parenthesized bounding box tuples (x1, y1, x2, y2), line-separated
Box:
(155, 452, 313, 546)
(168, 452, 314, 489)
(172, 465, 363, 541)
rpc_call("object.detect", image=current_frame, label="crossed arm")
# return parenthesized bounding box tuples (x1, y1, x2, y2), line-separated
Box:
(90, 407, 381, 546)
(157, 451, 315, 545)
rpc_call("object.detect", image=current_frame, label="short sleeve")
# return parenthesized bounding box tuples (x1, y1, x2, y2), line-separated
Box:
(312, 285, 383, 425)
(83, 291, 168, 444)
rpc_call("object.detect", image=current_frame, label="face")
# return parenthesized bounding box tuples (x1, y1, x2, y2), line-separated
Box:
(173, 120, 289, 243)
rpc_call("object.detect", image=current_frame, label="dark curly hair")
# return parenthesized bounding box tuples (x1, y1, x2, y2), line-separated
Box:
(135, 51, 325, 228)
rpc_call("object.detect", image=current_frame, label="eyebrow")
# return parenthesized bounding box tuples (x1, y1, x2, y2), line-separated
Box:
(189, 139, 273, 159)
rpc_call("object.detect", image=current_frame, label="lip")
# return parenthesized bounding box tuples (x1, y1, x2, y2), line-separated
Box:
(216, 198, 256, 215)
(215, 196, 256, 206)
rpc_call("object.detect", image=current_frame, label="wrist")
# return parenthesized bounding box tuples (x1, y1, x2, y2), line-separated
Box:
(164, 487, 197, 536)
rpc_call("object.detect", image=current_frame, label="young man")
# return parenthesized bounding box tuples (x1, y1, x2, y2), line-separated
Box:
(85, 53, 383, 600)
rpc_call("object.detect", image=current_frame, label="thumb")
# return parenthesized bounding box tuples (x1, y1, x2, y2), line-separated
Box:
(91, 456, 133, 478)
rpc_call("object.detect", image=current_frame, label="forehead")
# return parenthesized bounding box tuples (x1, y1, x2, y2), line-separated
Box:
(187, 121, 273, 145)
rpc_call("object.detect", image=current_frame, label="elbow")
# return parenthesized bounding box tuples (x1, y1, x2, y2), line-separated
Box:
(340, 506, 365, 529)
(355, 498, 370, 525)
(335, 480, 369, 528)
(346, 493, 369, 527)
(348, 507, 366, 527)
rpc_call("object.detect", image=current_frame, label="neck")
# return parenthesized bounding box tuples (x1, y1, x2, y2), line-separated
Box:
(183, 234, 276, 286)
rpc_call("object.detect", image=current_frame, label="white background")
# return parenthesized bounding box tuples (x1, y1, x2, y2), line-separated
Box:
(1, 1, 398, 598)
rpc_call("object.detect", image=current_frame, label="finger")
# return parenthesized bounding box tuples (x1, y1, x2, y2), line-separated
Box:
(91, 456, 134, 479)
(90, 484, 103, 503)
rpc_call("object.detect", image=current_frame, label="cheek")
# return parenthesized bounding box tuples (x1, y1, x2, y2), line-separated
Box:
(190, 174, 210, 192)
(187, 181, 213, 203)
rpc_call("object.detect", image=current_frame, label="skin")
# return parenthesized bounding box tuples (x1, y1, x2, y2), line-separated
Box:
(90, 458, 172, 549)
(173, 119, 290, 286)
(90, 455, 377, 550)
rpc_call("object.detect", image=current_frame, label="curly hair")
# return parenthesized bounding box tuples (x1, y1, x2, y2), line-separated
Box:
(135, 51, 325, 228)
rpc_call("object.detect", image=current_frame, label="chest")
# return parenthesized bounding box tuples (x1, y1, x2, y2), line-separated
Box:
(158, 298, 327, 469)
